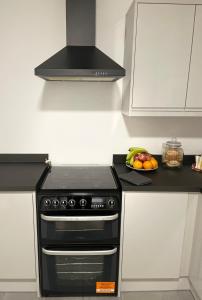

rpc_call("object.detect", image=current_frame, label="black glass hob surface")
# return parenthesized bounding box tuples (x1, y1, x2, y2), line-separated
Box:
(40, 166, 118, 190)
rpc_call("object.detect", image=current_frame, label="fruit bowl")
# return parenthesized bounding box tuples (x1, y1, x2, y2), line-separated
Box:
(125, 147, 158, 172)
(126, 163, 158, 172)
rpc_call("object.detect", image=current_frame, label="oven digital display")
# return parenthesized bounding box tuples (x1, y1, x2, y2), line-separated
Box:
(92, 198, 104, 203)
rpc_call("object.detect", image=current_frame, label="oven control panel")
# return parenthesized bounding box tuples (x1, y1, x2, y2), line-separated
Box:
(40, 196, 118, 211)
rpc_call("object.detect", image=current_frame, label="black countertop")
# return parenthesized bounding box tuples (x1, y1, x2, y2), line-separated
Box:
(0, 154, 49, 191)
(113, 155, 202, 192)
(1, 153, 202, 193)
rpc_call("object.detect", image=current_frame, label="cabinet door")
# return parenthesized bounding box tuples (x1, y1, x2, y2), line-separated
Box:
(186, 6, 202, 109)
(189, 196, 202, 299)
(0, 193, 36, 280)
(132, 4, 194, 109)
(122, 192, 188, 279)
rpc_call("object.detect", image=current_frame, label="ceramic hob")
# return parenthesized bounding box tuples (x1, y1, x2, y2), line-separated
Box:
(40, 166, 118, 191)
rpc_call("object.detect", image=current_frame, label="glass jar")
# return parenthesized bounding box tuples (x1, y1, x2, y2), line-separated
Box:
(162, 138, 183, 168)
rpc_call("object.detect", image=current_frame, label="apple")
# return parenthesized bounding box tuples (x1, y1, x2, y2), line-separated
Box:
(145, 153, 152, 161)
(138, 152, 148, 162)
(134, 154, 140, 160)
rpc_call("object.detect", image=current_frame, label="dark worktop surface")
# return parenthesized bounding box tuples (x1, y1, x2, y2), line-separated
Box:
(113, 155, 202, 192)
(0, 154, 49, 191)
(1, 153, 202, 193)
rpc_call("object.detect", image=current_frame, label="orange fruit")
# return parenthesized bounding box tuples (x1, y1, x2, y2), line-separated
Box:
(150, 157, 158, 169)
(133, 160, 143, 169)
(143, 160, 153, 169)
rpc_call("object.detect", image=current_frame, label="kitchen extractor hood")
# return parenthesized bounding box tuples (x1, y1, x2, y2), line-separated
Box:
(35, 0, 125, 82)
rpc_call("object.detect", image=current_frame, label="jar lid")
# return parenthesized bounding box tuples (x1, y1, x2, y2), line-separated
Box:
(166, 138, 182, 148)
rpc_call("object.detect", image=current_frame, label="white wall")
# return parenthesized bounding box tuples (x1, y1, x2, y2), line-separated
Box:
(0, 0, 202, 164)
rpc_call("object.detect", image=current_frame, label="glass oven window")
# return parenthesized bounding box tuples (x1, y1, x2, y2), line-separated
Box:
(55, 221, 104, 232)
(56, 255, 104, 282)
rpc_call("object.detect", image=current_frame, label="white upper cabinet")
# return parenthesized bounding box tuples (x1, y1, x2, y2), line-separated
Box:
(186, 5, 202, 109)
(132, 3, 194, 109)
(122, 0, 202, 116)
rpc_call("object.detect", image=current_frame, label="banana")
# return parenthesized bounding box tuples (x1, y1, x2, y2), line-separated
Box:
(128, 146, 147, 152)
(126, 149, 136, 161)
(126, 147, 147, 161)
(130, 156, 134, 166)
(128, 147, 136, 152)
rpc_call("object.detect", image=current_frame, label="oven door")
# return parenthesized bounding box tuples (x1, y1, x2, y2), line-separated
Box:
(40, 246, 119, 297)
(40, 212, 119, 244)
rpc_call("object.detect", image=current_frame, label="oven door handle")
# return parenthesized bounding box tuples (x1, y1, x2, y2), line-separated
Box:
(42, 247, 117, 256)
(40, 213, 119, 222)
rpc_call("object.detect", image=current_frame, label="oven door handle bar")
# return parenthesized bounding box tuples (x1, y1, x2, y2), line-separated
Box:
(40, 213, 119, 222)
(42, 247, 117, 256)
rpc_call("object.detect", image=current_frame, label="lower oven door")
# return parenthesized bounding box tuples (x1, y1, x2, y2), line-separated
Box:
(40, 246, 119, 297)
(40, 212, 119, 244)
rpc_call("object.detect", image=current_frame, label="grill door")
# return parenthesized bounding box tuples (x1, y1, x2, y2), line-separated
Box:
(40, 213, 119, 244)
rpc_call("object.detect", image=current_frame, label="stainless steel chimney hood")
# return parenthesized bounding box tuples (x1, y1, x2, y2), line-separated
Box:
(34, 0, 125, 82)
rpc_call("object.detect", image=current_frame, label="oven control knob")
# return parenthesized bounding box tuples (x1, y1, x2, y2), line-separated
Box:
(52, 198, 59, 207)
(80, 199, 87, 207)
(68, 199, 76, 208)
(43, 198, 51, 207)
(108, 198, 115, 208)
(60, 199, 68, 207)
